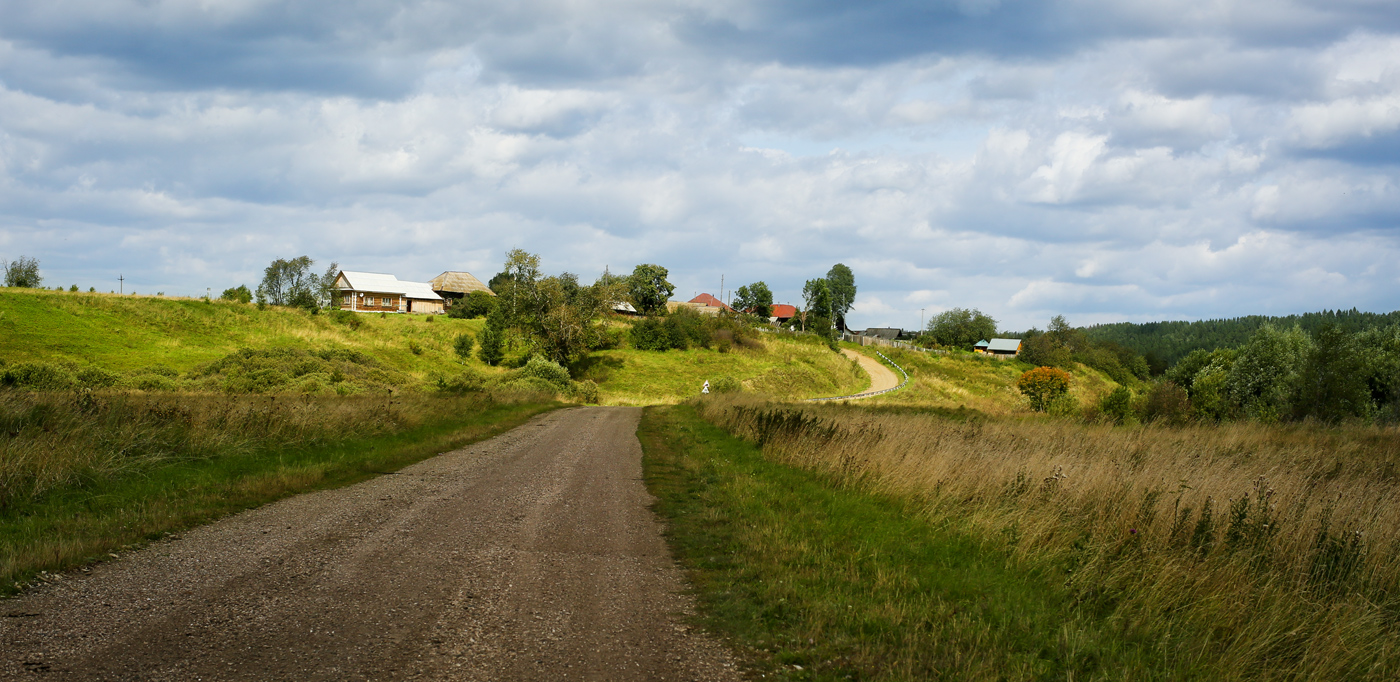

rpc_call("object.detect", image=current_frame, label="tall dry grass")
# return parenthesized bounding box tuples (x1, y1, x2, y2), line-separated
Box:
(697, 395, 1400, 679)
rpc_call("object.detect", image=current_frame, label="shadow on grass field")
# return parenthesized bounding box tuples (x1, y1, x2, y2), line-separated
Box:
(639, 403, 1172, 681)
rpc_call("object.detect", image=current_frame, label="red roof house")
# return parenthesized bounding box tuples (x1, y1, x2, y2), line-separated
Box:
(687, 293, 733, 311)
(768, 304, 797, 321)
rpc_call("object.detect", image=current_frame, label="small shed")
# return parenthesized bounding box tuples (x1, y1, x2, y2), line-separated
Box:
(336, 271, 445, 314)
(430, 271, 494, 305)
(973, 339, 991, 352)
(985, 338, 1022, 358)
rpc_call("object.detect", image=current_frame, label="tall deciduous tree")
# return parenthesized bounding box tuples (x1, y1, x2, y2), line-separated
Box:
(2, 256, 42, 288)
(256, 256, 318, 308)
(498, 249, 542, 326)
(1295, 324, 1370, 423)
(317, 261, 341, 308)
(1225, 324, 1312, 422)
(627, 264, 674, 315)
(825, 264, 856, 330)
(732, 281, 773, 318)
(802, 278, 835, 346)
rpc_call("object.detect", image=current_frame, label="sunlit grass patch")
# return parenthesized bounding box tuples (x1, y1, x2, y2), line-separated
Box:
(639, 403, 1170, 680)
(580, 333, 867, 405)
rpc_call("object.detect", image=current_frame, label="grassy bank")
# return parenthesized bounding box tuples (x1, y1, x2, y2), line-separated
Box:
(0, 290, 869, 403)
(691, 395, 1400, 679)
(2, 390, 557, 594)
(0, 288, 486, 382)
(851, 345, 1120, 414)
(639, 403, 1169, 681)
(580, 332, 868, 405)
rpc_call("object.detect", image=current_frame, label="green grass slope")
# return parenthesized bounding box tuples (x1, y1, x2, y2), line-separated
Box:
(0, 289, 484, 384)
(0, 290, 871, 403)
(577, 332, 869, 405)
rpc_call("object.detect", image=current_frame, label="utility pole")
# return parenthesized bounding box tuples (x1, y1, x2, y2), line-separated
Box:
(920, 308, 925, 332)
(118, 274, 124, 294)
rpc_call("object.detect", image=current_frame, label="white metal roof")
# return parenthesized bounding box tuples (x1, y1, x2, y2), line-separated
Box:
(987, 338, 1022, 353)
(337, 271, 444, 300)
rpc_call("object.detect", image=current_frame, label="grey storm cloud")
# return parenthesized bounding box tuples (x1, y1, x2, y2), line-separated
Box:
(0, 0, 1398, 330)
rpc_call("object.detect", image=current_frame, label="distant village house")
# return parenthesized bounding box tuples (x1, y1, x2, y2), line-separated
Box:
(335, 271, 444, 314)
(678, 293, 733, 316)
(768, 304, 797, 325)
(976, 338, 1022, 358)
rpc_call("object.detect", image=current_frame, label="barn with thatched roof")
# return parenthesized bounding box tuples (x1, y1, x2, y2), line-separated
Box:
(430, 271, 494, 306)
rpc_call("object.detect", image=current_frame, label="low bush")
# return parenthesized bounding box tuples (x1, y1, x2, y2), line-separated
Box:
(1096, 385, 1134, 425)
(569, 379, 600, 404)
(516, 354, 572, 389)
(710, 375, 742, 393)
(194, 347, 407, 394)
(1, 362, 76, 390)
(453, 333, 475, 359)
(76, 367, 118, 388)
(1137, 381, 1192, 425)
(447, 291, 497, 319)
(330, 309, 363, 330)
(1017, 366, 1072, 412)
(629, 308, 754, 352)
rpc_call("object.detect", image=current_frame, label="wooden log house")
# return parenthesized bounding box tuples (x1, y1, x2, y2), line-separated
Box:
(334, 270, 445, 314)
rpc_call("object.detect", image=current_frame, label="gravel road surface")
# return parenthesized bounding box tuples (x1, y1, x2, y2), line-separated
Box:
(840, 349, 901, 396)
(0, 407, 741, 681)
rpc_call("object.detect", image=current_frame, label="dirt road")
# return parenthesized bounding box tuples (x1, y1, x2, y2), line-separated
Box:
(0, 408, 741, 681)
(839, 349, 902, 397)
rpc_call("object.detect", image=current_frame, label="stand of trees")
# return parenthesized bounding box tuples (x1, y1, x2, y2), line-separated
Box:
(1017, 316, 1151, 386)
(480, 249, 620, 366)
(1161, 323, 1400, 424)
(732, 281, 773, 318)
(1083, 309, 1400, 366)
(254, 257, 339, 309)
(923, 308, 997, 350)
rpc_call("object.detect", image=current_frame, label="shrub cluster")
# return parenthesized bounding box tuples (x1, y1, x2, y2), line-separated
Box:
(628, 308, 752, 352)
(436, 354, 598, 403)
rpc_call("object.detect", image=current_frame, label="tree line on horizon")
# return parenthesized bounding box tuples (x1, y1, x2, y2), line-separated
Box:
(1082, 308, 1400, 366)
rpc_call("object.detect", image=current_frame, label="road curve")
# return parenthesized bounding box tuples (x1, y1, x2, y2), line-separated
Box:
(0, 407, 741, 681)
(841, 349, 902, 395)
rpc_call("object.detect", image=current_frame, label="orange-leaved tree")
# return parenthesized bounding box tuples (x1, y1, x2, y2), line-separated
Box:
(1018, 366, 1072, 412)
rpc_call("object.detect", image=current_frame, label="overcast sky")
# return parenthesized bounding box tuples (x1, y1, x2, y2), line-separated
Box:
(1, 0, 1397, 331)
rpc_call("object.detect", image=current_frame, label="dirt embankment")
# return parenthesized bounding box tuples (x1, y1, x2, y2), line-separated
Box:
(0, 408, 740, 681)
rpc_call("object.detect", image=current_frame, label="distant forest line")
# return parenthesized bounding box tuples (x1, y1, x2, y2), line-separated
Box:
(1083, 309, 1400, 366)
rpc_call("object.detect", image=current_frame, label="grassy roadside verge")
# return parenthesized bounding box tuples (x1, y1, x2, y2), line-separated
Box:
(2, 395, 557, 596)
(638, 403, 1167, 681)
